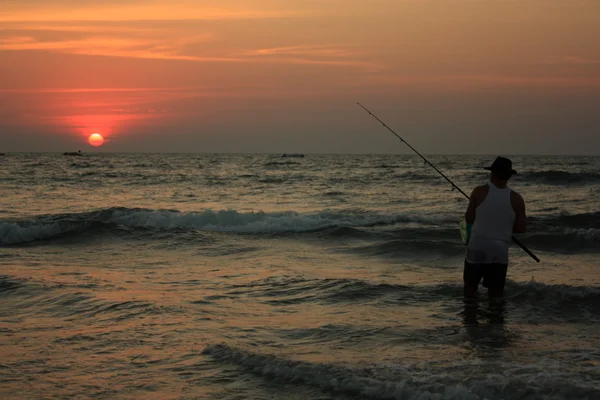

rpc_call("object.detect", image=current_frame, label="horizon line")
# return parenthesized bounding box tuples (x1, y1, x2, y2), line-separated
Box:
(1, 151, 599, 157)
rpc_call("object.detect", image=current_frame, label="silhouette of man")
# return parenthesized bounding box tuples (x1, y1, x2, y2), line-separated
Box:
(463, 157, 527, 299)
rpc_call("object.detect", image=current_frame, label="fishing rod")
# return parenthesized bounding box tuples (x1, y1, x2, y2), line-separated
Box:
(357, 102, 540, 263)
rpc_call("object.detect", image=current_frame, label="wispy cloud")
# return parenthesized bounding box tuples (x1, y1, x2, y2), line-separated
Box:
(0, 31, 378, 69)
(284, 58, 379, 69)
(0, 1, 375, 69)
(242, 44, 380, 69)
(1, 22, 169, 34)
(0, 1, 307, 22)
(245, 45, 353, 58)
(0, 33, 244, 62)
(0, 36, 37, 45)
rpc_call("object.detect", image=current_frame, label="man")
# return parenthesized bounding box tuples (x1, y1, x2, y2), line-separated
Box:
(463, 156, 527, 299)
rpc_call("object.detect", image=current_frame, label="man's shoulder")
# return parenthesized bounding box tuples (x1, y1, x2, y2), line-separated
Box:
(473, 184, 489, 195)
(470, 184, 489, 205)
(510, 189, 524, 201)
(510, 189, 525, 210)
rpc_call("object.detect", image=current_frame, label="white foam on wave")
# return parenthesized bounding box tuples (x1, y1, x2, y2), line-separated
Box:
(565, 227, 600, 241)
(0, 208, 445, 244)
(202, 344, 599, 400)
(0, 221, 67, 245)
(109, 208, 437, 233)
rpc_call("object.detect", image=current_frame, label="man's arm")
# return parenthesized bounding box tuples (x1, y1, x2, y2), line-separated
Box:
(464, 187, 478, 225)
(511, 191, 527, 233)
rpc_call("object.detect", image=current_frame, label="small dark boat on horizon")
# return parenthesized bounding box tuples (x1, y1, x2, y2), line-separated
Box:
(63, 151, 83, 156)
(281, 153, 304, 158)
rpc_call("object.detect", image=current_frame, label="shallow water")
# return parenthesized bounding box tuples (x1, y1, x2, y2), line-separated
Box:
(1, 153, 599, 399)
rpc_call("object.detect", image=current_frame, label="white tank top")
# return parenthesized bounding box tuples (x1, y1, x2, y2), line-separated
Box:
(467, 182, 516, 264)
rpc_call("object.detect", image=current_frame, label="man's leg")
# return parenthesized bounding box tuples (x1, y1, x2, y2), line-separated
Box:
(464, 282, 479, 298)
(463, 260, 483, 326)
(487, 297, 506, 325)
(463, 296, 478, 326)
(463, 259, 482, 299)
(487, 285, 504, 299)
(485, 263, 508, 300)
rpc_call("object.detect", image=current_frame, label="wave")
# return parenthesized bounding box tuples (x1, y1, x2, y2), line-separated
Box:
(564, 227, 600, 240)
(0, 218, 112, 245)
(223, 277, 600, 315)
(390, 168, 600, 186)
(332, 224, 598, 256)
(523, 229, 600, 253)
(0, 276, 26, 295)
(507, 280, 600, 308)
(517, 170, 600, 185)
(69, 162, 94, 169)
(373, 163, 400, 169)
(322, 191, 346, 196)
(0, 274, 174, 323)
(524, 212, 600, 251)
(265, 161, 300, 166)
(531, 211, 600, 230)
(394, 171, 445, 183)
(202, 344, 600, 400)
(315, 226, 385, 240)
(350, 238, 461, 259)
(3, 207, 598, 256)
(0, 207, 446, 245)
(225, 277, 406, 305)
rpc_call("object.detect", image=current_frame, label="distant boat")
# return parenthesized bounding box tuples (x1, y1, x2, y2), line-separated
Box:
(63, 150, 83, 156)
(281, 153, 304, 158)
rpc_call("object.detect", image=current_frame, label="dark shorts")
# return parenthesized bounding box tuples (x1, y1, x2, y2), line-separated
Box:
(463, 260, 508, 289)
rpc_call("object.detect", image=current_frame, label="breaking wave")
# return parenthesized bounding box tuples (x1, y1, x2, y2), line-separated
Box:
(0, 207, 447, 245)
(2, 207, 599, 256)
(202, 343, 600, 400)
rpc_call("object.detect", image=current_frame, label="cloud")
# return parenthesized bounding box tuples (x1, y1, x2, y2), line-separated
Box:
(1, 22, 168, 34)
(242, 44, 380, 69)
(0, 1, 307, 22)
(0, 30, 378, 69)
(0, 3, 375, 69)
(0, 33, 245, 62)
(284, 58, 379, 69)
(0, 36, 37, 45)
(245, 45, 353, 58)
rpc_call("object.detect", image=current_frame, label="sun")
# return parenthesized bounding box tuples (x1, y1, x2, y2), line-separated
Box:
(88, 133, 104, 147)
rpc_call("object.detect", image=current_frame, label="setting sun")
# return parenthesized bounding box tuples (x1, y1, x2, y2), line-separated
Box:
(88, 133, 104, 146)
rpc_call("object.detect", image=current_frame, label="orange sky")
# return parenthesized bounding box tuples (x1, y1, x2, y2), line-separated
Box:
(1, 0, 599, 153)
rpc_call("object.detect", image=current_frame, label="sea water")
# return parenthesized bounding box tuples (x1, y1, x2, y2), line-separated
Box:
(1, 153, 599, 399)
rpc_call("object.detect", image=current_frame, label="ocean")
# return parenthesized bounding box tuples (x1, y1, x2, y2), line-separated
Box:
(1, 153, 599, 399)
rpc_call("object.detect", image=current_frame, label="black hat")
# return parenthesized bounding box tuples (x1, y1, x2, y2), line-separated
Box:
(484, 156, 517, 176)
